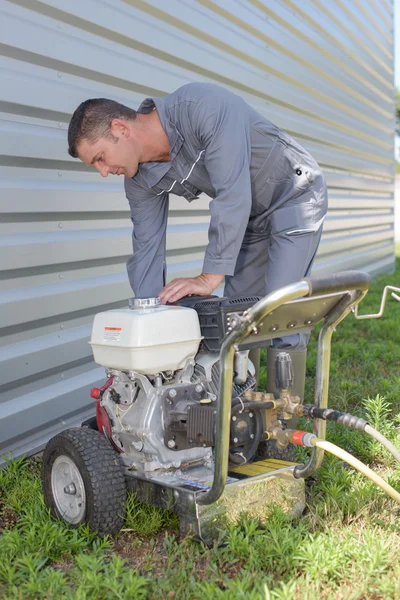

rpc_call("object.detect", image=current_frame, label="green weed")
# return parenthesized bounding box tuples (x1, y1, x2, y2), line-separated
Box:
(123, 492, 179, 536)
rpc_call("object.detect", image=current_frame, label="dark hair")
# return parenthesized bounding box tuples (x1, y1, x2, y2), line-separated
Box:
(68, 98, 137, 158)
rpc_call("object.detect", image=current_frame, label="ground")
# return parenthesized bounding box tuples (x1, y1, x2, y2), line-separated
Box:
(1, 256, 400, 599)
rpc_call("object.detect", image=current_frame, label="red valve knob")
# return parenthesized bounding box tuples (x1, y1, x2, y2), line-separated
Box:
(90, 387, 101, 399)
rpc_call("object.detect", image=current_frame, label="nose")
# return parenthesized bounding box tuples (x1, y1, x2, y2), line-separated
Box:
(96, 164, 109, 178)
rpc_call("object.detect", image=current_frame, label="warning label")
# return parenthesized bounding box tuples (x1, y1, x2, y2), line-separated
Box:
(104, 327, 122, 342)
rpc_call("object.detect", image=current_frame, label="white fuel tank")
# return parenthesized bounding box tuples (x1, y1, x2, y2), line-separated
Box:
(89, 298, 202, 374)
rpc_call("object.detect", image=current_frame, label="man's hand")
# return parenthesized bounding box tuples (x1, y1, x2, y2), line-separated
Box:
(159, 273, 224, 305)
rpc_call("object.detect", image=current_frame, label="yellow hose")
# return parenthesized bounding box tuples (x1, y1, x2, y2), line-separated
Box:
(311, 438, 400, 505)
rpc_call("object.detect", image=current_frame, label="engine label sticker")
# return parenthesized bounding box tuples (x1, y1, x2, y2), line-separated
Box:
(104, 327, 122, 342)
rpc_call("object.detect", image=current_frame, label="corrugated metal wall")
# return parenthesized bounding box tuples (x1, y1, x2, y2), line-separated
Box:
(0, 0, 395, 460)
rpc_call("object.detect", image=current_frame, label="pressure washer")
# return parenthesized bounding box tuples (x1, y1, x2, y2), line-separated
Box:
(41, 271, 400, 543)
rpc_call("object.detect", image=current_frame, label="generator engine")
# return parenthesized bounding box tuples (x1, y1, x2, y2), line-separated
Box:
(89, 296, 263, 473)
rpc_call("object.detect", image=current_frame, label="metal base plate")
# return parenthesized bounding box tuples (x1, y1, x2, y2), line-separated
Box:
(124, 459, 305, 544)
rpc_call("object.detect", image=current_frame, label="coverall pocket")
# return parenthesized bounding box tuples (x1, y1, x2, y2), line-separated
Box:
(270, 200, 316, 236)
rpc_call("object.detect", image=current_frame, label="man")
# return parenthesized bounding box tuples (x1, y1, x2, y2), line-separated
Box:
(68, 83, 327, 400)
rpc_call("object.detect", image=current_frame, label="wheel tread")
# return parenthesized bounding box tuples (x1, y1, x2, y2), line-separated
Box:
(42, 427, 127, 536)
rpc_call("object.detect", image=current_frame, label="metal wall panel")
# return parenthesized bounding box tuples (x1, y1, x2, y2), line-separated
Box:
(0, 0, 395, 461)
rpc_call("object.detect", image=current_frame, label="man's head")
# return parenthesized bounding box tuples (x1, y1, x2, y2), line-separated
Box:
(68, 98, 141, 178)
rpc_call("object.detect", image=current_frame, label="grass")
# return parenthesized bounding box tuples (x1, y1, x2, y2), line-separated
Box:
(1, 254, 400, 599)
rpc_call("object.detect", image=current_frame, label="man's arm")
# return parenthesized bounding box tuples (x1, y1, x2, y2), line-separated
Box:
(125, 178, 169, 298)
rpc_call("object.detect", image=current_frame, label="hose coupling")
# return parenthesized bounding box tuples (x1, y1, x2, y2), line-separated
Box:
(268, 427, 317, 448)
(302, 406, 368, 431)
(290, 430, 317, 447)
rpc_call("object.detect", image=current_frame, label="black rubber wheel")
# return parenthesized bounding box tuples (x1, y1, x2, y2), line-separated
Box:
(42, 427, 127, 536)
(257, 439, 296, 462)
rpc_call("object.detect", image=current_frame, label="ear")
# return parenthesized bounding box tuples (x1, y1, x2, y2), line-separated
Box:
(110, 118, 130, 139)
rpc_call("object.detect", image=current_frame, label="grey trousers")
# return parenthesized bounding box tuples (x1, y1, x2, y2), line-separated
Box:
(224, 174, 328, 349)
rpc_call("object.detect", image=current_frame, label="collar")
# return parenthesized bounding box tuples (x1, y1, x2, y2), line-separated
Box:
(135, 97, 184, 188)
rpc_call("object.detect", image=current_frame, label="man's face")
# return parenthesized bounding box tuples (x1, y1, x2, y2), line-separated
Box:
(77, 128, 140, 179)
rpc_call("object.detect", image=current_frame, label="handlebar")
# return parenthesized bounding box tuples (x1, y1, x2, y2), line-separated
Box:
(303, 270, 371, 297)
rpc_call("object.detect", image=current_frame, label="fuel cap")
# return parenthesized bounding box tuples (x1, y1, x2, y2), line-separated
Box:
(129, 297, 161, 309)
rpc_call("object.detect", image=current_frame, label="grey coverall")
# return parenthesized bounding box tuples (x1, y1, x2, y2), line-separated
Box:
(125, 83, 328, 347)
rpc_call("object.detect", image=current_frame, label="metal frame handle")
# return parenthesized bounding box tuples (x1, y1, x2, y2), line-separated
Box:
(197, 271, 372, 505)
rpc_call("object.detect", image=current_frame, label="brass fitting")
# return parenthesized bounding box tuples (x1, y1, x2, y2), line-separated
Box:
(278, 389, 302, 421)
(268, 426, 293, 449)
(268, 427, 304, 449)
(242, 391, 275, 402)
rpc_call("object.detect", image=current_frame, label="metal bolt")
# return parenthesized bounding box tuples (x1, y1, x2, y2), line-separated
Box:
(305, 319, 312, 325)
(195, 384, 203, 393)
(167, 439, 176, 449)
(249, 412, 253, 418)
(250, 434, 254, 440)
(252, 326, 259, 334)
(210, 394, 217, 401)
(232, 415, 237, 421)
(288, 322, 296, 328)
(270, 325, 278, 332)
(233, 437, 238, 443)
(64, 483, 76, 495)
(169, 389, 177, 398)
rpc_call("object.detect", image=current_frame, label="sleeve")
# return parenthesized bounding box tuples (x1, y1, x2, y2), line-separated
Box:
(191, 86, 252, 276)
(124, 178, 169, 298)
